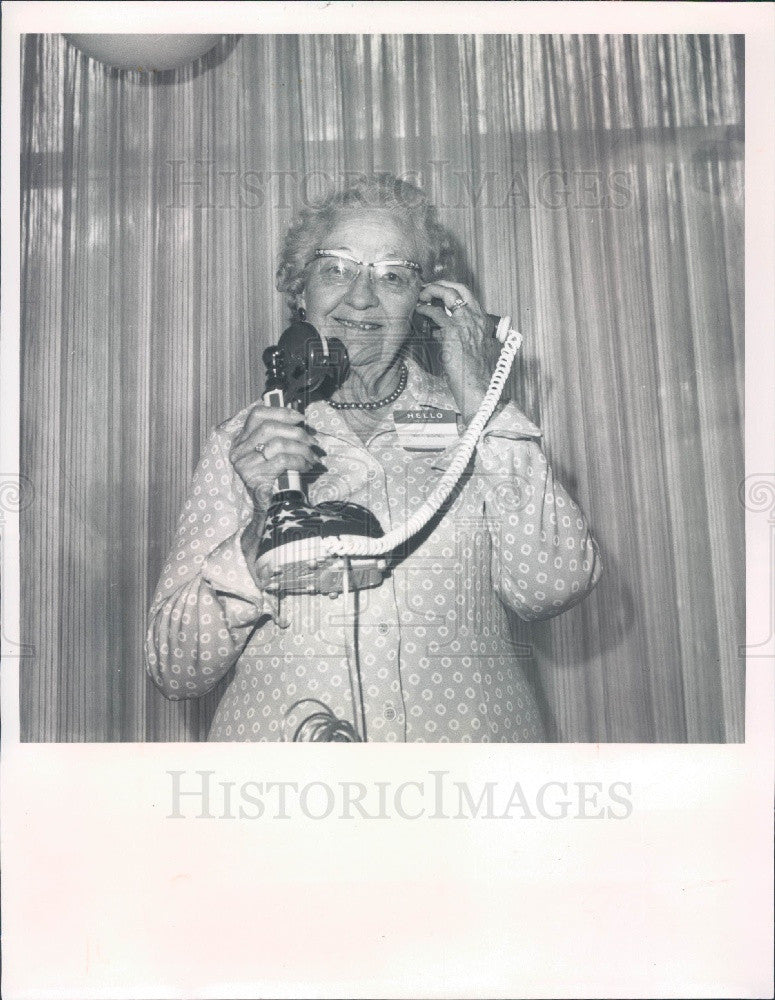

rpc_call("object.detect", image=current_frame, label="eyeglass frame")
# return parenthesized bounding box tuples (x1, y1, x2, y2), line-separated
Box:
(309, 249, 424, 288)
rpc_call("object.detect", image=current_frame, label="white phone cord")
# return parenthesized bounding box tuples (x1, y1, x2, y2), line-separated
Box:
(333, 318, 520, 743)
(341, 558, 367, 741)
(324, 321, 523, 560)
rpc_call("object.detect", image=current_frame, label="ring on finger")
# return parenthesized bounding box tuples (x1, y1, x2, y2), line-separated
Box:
(448, 297, 467, 314)
(255, 442, 267, 459)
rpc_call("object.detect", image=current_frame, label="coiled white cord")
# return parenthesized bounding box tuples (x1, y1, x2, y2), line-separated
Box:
(301, 319, 523, 742)
(323, 322, 523, 560)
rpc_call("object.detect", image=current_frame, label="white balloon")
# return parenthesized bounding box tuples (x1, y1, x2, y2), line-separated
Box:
(64, 34, 221, 72)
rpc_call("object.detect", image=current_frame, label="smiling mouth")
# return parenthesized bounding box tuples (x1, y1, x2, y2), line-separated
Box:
(332, 316, 383, 332)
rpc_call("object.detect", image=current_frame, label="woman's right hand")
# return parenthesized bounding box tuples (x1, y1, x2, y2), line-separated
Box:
(229, 405, 323, 512)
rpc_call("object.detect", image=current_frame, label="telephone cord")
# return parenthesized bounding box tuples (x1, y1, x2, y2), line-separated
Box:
(341, 557, 367, 742)
(323, 323, 523, 561)
(294, 320, 522, 743)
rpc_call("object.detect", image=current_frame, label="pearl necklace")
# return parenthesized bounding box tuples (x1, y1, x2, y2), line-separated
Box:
(328, 363, 408, 411)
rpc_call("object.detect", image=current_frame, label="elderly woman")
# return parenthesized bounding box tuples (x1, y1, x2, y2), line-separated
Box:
(145, 175, 601, 742)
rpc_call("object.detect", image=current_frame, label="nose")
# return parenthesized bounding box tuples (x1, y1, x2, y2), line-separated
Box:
(343, 265, 379, 310)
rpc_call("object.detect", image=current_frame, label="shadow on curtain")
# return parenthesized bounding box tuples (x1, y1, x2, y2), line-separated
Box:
(20, 33, 744, 742)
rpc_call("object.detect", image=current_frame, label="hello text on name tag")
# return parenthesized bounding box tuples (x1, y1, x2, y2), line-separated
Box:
(393, 407, 460, 450)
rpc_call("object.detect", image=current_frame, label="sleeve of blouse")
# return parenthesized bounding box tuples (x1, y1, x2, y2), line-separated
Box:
(144, 424, 280, 700)
(469, 403, 602, 622)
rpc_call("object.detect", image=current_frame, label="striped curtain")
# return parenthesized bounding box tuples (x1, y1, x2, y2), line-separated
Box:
(20, 33, 744, 742)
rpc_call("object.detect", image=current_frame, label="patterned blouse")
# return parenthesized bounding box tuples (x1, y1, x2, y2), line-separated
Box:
(145, 359, 601, 742)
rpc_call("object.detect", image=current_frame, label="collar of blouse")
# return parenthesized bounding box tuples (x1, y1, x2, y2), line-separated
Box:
(306, 357, 454, 449)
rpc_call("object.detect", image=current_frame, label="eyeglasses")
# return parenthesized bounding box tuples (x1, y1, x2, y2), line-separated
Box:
(310, 250, 422, 293)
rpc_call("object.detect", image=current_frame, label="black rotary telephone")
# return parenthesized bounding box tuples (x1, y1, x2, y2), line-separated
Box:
(256, 314, 523, 599)
(255, 321, 388, 596)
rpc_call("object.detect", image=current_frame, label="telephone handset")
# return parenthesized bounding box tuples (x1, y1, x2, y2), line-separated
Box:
(412, 299, 504, 341)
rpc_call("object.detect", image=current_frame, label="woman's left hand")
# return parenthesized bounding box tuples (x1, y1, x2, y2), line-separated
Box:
(414, 281, 492, 424)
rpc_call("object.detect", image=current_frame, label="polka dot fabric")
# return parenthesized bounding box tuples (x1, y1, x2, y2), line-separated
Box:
(145, 359, 602, 742)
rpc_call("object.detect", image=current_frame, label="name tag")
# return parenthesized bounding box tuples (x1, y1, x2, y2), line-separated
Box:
(393, 407, 460, 451)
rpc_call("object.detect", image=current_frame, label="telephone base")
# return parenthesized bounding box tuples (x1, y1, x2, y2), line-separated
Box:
(254, 495, 386, 596)
(256, 537, 387, 596)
